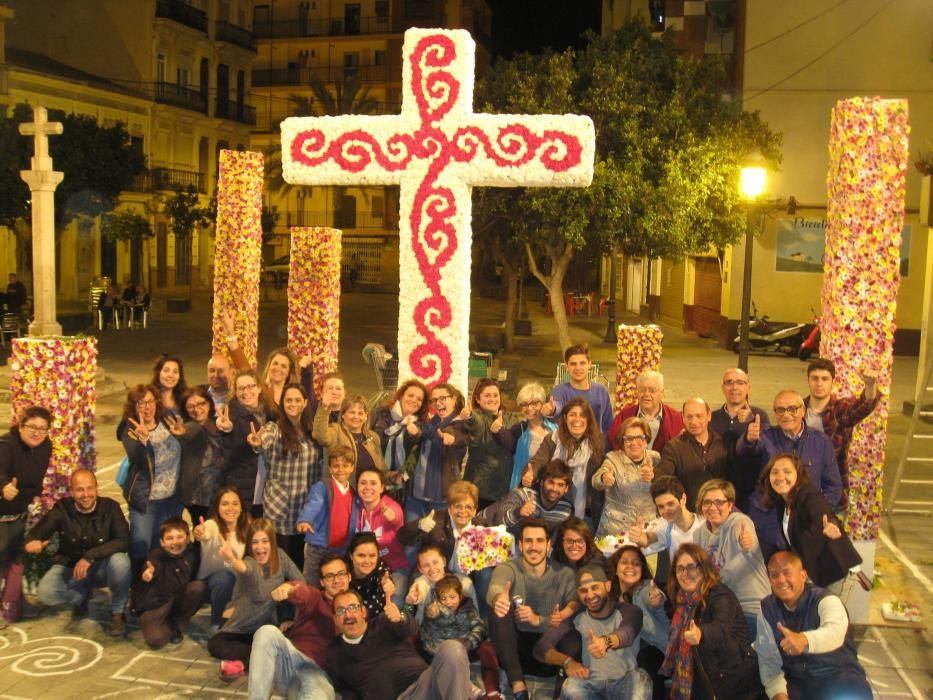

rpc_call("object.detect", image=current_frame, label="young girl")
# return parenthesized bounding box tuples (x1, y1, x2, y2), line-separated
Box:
(347, 532, 397, 617)
(207, 518, 303, 681)
(193, 486, 249, 631)
(355, 466, 407, 604)
(419, 574, 503, 700)
(247, 383, 319, 570)
(151, 354, 188, 416)
(312, 395, 385, 477)
(461, 379, 513, 508)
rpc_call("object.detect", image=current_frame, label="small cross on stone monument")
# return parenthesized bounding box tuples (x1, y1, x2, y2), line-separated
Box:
(19, 105, 64, 336)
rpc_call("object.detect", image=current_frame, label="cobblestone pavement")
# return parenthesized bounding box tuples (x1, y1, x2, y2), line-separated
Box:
(0, 291, 929, 698)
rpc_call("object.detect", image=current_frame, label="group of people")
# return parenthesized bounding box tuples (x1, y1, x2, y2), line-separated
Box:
(97, 278, 150, 329)
(0, 335, 879, 700)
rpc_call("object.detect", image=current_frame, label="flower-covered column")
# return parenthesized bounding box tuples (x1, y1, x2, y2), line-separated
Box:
(212, 149, 264, 367)
(615, 324, 664, 410)
(287, 227, 342, 398)
(823, 98, 909, 540)
(9, 337, 96, 509)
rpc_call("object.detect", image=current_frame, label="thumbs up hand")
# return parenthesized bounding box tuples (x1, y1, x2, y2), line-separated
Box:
(521, 464, 534, 487)
(777, 622, 809, 656)
(747, 414, 762, 442)
(587, 628, 610, 658)
(602, 467, 616, 487)
(493, 580, 513, 618)
(418, 509, 436, 533)
(737, 403, 752, 423)
(490, 409, 504, 434)
(440, 431, 455, 447)
(647, 580, 664, 608)
(684, 619, 702, 646)
(381, 503, 397, 523)
(639, 454, 654, 483)
(141, 560, 155, 584)
(193, 516, 207, 541)
(2, 477, 18, 501)
(519, 492, 538, 518)
(822, 514, 842, 540)
(738, 521, 754, 551)
(549, 603, 562, 627)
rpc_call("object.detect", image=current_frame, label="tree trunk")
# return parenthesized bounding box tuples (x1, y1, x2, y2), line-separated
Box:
(525, 241, 574, 352)
(501, 258, 519, 352)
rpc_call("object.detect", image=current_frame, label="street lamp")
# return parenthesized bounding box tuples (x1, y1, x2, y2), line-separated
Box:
(603, 246, 618, 343)
(737, 154, 767, 372)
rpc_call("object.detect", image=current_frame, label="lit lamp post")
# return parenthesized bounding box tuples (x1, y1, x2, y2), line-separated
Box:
(737, 157, 767, 372)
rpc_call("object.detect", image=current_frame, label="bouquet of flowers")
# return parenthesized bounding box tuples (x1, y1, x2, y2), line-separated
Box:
(455, 524, 515, 574)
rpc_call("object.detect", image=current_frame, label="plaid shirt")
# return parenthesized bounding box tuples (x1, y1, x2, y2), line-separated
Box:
(804, 390, 879, 494)
(257, 422, 320, 534)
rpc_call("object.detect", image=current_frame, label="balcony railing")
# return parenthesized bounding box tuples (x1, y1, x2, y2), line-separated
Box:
(152, 167, 207, 194)
(215, 20, 257, 51)
(155, 0, 207, 33)
(283, 209, 397, 231)
(154, 81, 207, 113)
(215, 99, 257, 125)
(255, 14, 396, 39)
(253, 64, 389, 87)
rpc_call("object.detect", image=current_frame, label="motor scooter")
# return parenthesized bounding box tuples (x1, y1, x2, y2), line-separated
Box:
(798, 309, 821, 360)
(732, 302, 806, 357)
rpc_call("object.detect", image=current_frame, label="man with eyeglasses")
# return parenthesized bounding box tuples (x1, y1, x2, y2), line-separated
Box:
(247, 553, 349, 699)
(803, 359, 878, 503)
(329, 588, 476, 699)
(24, 469, 131, 636)
(656, 398, 729, 511)
(739, 390, 842, 509)
(607, 370, 683, 454)
(711, 368, 770, 509)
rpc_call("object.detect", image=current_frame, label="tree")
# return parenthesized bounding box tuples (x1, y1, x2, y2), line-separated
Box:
(101, 210, 153, 280)
(475, 23, 782, 350)
(165, 186, 213, 240)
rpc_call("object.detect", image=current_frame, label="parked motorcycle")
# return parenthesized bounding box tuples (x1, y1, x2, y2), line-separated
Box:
(798, 309, 821, 360)
(732, 302, 806, 357)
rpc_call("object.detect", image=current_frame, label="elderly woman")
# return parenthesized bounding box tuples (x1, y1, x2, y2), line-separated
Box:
(491, 381, 557, 490)
(694, 479, 770, 637)
(592, 416, 659, 538)
(662, 543, 764, 700)
(0, 406, 53, 623)
(753, 453, 863, 593)
(118, 384, 185, 575)
(529, 397, 606, 522)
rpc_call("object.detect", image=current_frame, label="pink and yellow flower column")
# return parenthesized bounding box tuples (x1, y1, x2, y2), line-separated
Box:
(822, 97, 909, 542)
(287, 227, 342, 398)
(212, 149, 264, 367)
(615, 324, 663, 410)
(9, 337, 96, 509)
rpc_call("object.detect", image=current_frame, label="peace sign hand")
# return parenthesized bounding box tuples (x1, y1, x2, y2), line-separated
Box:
(246, 422, 262, 448)
(215, 404, 233, 433)
(127, 417, 150, 443)
(165, 414, 186, 437)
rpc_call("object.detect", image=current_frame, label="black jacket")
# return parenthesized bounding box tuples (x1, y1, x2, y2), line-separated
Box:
(25, 497, 129, 567)
(133, 544, 199, 613)
(0, 430, 51, 516)
(221, 399, 274, 508)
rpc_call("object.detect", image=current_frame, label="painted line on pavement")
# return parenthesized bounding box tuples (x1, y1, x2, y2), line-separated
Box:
(94, 460, 124, 477)
(878, 529, 933, 596)
(868, 626, 926, 700)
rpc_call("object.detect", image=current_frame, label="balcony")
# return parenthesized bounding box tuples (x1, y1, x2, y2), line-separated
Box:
(284, 209, 397, 231)
(153, 167, 206, 194)
(155, 0, 207, 34)
(255, 14, 394, 39)
(154, 81, 207, 113)
(215, 99, 257, 125)
(215, 20, 257, 52)
(253, 64, 389, 87)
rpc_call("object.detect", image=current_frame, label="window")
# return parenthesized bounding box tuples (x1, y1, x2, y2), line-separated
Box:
(177, 67, 190, 87)
(375, 0, 389, 20)
(375, 50, 386, 66)
(157, 53, 166, 83)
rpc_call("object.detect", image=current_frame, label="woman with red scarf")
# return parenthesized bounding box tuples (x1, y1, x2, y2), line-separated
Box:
(661, 543, 764, 700)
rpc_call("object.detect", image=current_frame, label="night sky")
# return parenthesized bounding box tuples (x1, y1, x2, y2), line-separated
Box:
(487, 0, 602, 59)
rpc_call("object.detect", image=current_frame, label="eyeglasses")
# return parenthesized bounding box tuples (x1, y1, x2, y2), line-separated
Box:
(675, 563, 700, 575)
(135, 399, 156, 407)
(430, 395, 452, 404)
(519, 400, 542, 409)
(450, 503, 475, 512)
(237, 383, 259, 392)
(774, 405, 801, 416)
(723, 379, 748, 387)
(335, 602, 362, 617)
(21, 423, 49, 434)
(701, 498, 730, 509)
(563, 538, 586, 547)
(322, 570, 350, 583)
(622, 435, 647, 444)
(187, 400, 209, 410)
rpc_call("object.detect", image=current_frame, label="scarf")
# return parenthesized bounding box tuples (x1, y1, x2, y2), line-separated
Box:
(552, 430, 593, 518)
(414, 413, 459, 502)
(381, 402, 409, 472)
(661, 588, 701, 700)
(510, 419, 557, 490)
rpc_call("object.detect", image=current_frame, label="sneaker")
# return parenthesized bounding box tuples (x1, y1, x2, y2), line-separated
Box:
(109, 613, 126, 637)
(512, 691, 530, 700)
(71, 599, 89, 621)
(169, 630, 183, 644)
(220, 660, 245, 681)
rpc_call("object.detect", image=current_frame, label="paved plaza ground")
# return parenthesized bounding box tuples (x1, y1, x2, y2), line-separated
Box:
(0, 290, 929, 698)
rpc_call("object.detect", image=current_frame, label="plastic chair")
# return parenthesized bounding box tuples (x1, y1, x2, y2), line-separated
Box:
(0, 314, 20, 344)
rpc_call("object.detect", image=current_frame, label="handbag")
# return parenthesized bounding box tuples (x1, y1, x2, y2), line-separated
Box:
(115, 455, 131, 488)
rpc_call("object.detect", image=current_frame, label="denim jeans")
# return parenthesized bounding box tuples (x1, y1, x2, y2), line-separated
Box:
(36, 553, 131, 614)
(247, 624, 335, 700)
(562, 669, 652, 700)
(203, 568, 236, 626)
(129, 497, 184, 559)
